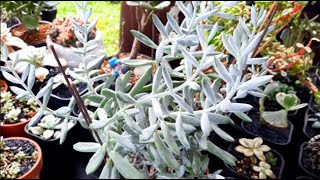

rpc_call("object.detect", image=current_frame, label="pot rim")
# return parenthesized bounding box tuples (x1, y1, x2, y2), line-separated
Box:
(0, 79, 8, 92)
(0, 118, 30, 127)
(241, 112, 294, 146)
(3, 137, 43, 179)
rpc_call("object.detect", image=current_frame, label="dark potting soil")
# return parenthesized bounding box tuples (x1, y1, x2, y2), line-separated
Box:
(1, 139, 37, 178)
(243, 111, 292, 145)
(225, 142, 283, 179)
(52, 82, 87, 98)
(301, 144, 320, 178)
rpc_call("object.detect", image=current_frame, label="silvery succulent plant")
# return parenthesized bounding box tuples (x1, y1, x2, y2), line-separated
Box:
(69, 1, 279, 179)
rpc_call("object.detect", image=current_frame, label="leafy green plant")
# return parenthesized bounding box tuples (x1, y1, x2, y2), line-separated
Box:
(1, 1, 45, 31)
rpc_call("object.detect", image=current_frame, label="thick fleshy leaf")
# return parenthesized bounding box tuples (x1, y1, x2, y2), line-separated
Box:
(206, 141, 236, 166)
(73, 142, 101, 153)
(152, 14, 168, 38)
(201, 112, 211, 136)
(211, 124, 234, 142)
(238, 75, 273, 90)
(108, 131, 136, 152)
(161, 120, 180, 155)
(202, 77, 216, 105)
(234, 112, 252, 122)
(212, 56, 234, 86)
(99, 158, 113, 179)
(154, 132, 180, 171)
(130, 30, 158, 49)
(176, 113, 190, 149)
(2, 71, 19, 84)
(109, 151, 148, 179)
(86, 143, 107, 175)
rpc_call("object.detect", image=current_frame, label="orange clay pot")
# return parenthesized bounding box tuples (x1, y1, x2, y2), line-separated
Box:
(0, 119, 31, 138)
(0, 79, 8, 92)
(4, 137, 43, 179)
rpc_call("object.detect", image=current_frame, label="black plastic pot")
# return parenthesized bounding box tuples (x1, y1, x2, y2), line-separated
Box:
(40, 7, 58, 22)
(309, 95, 320, 114)
(242, 110, 294, 146)
(223, 140, 285, 179)
(303, 110, 320, 139)
(24, 119, 77, 142)
(44, 82, 88, 110)
(9, 20, 52, 47)
(298, 142, 320, 179)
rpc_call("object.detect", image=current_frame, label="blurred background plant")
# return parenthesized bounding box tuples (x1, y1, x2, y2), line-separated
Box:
(56, 1, 120, 55)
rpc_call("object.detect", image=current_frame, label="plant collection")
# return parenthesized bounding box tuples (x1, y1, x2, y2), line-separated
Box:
(0, 1, 319, 179)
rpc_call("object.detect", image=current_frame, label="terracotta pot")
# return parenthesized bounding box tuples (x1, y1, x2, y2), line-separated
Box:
(0, 79, 8, 91)
(0, 119, 31, 138)
(4, 137, 43, 179)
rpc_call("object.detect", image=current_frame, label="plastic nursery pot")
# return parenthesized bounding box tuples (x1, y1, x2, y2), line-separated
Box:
(9, 20, 52, 47)
(241, 110, 294, 146)
(4, 137, 43, 179)
(40, 6, 58, 22)
(223, 139, 285, 179)
(303, 110, 320, 139)
(44, 82, 88, 110)
(309, 95, 320, 114)
(24, 119, 77, 142)
(0, 119, 31, 138)
(298, 142, 320, 179)
(0, 79, 8, 91)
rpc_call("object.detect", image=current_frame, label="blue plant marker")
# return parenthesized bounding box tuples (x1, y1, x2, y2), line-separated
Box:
(120, 64, 129, 74)
(113, 69, 119, 78)
(109, 57, 120, 68)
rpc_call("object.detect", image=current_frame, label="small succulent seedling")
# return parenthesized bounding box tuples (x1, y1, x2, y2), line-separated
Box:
(260, 92, 308, 127)
(235, 137, 271, 161)
(28, 114, 74, 140)
(252, 161, 276, 179)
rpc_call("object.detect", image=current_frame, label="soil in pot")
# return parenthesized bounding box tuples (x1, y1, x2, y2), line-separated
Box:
(11, 23, 52, 46)
(242, 111, 294, 145)
(1, 137, 43, 179)
(100, 52, 155, 89)
(224, 141, 285, 179)
(299, 142, 320, 179)
(303, 113, 320, 139)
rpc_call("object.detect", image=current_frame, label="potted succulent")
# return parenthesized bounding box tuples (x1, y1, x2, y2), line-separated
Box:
(298, 134, 320, 179)
(40, 1, 59, 22)
(2, 1, 52, 47)
(0, 136, 43, 179)
(25, 114, 76, 141)
(0, 87, 39, 138)
(242, 82, 308, 145)
(303, 110, 320, 138)
(223, 137, 285, 179)
(46, 2, 106, 69)
(62, 1, 279, 179)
